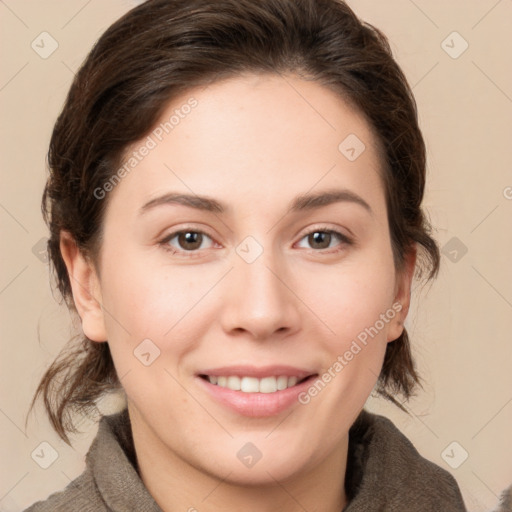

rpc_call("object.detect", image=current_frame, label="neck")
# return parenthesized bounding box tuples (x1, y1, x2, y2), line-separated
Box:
(128, 405, 349, 512)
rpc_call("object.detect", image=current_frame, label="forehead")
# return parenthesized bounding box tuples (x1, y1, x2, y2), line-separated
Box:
(111, 73, 385, 217)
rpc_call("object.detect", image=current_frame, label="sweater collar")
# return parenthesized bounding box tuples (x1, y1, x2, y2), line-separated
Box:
(87, 407, 162, 511)
(342, 409, 466, 511)
(88, 407, 466, 511)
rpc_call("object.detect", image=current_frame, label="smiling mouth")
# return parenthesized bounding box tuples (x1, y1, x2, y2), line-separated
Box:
(198, 374, 316, 393)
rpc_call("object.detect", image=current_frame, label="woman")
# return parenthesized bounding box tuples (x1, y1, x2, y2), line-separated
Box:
(25, 0, 468, 510)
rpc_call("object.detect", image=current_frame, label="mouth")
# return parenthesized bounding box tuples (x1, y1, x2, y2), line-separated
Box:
(198, 374, 312, 393)
(196, 366, 318, 417)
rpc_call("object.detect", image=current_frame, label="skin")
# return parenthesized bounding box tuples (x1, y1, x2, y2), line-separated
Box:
(61, 73, 416, 512)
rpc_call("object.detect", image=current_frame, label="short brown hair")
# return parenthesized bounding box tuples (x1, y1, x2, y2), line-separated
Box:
(28, 0, 439, 444)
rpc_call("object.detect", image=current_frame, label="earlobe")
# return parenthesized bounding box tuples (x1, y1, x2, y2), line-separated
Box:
(59, 231, 107, 342)
(387, 245, 417, 342)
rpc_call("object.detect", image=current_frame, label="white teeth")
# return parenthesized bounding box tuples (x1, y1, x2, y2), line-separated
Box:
(206, 375, 305, 393)
(241, 376, 259, 392)
(277, 376, 288, 391)
(287, 376, 298, 387)
(227, 376, 241, 391)
(259, 376, 277, 393)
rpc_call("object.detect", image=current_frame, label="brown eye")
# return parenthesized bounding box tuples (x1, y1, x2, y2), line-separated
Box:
(162, 230, 215, 254)
(177, 231, 203, 250)
(296, 228, 352, 253)
(308, 231, 332, 250)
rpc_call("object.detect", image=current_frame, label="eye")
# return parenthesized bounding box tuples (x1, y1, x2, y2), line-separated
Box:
(296, 228, 352, 252)
(159, 227, 352, 257)
(160, 229, 215, 254)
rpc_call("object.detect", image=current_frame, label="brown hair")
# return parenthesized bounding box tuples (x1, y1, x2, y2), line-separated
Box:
(28, 0, 439, 444)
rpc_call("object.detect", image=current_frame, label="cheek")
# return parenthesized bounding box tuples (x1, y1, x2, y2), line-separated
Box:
(306, 260, 397, 345)
(97, 263, 204, 413)
(98, 255, 221, 358)
(294, 260, 398, 448)
(300, 249, 397, 400)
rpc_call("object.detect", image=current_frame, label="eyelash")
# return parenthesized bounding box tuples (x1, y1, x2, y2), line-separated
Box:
(159, 226, 353, 258)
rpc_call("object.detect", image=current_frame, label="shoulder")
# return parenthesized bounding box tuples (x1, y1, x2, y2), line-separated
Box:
(345, 409, 468, 511)
(23, 467, 105, 512)
(23, 413, 118, 511)
(24, 409, 162, 512)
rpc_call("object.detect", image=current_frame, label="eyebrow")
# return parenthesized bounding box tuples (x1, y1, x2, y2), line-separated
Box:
(139, 188, 372, 216)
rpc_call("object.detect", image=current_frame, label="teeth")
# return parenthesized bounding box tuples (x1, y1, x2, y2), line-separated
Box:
(241, 377, 259, 393)
(259, 376, 277, 393)
(227, 376, 241, 391)
(206, 375, 304, 393)
(277, 376, 288, 391)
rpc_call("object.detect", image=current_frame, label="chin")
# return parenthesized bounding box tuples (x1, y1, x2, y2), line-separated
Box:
(208, 457, 306, 487)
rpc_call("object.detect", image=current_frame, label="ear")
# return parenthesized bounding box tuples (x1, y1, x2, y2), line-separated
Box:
(60, 231, 107, 342)
(387, 245, 417, 343)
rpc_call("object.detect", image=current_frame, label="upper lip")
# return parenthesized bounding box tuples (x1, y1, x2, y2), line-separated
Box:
(197, 365, 316, 380)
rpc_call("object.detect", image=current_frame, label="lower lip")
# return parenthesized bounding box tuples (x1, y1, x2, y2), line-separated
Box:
(196, 375, 317, 417)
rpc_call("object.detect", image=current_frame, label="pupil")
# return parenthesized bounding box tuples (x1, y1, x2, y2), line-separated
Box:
(310, 232, 330, 249)
(179, 232, 202, 250)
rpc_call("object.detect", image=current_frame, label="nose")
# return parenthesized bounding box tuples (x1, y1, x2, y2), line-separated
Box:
(219, 249, 302, 341)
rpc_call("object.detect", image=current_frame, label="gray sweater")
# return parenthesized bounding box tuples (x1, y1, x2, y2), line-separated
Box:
(24, 408, 467, 511)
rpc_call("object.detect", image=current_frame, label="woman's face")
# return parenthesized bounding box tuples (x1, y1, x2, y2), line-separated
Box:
(71, 73, 413, 485)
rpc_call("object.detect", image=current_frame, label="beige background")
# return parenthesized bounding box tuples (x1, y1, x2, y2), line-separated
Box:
(1, 1, 511, 510)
